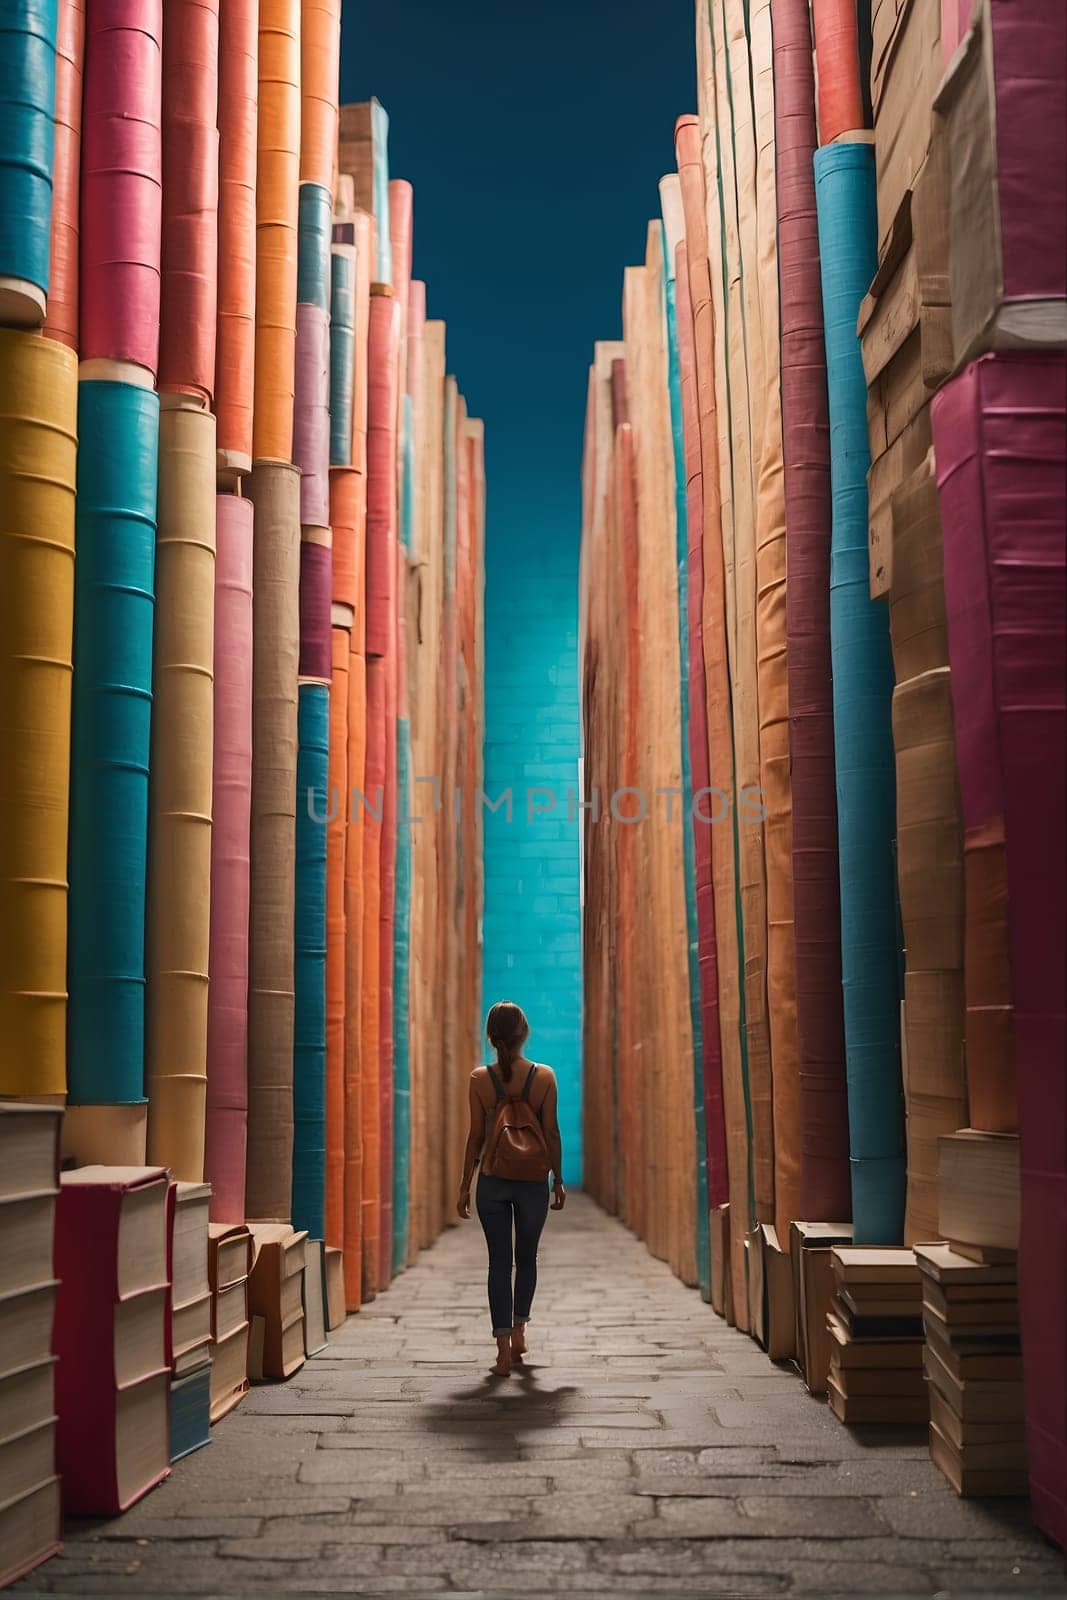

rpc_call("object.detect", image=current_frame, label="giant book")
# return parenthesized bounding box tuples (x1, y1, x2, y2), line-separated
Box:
(54, 1167, 171, 1515)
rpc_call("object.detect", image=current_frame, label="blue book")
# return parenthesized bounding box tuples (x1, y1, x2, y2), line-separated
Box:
(169, 1364, 211, 1462)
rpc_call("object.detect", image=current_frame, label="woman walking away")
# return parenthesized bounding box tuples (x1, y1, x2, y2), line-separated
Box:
(458, 1001, 566, 1375)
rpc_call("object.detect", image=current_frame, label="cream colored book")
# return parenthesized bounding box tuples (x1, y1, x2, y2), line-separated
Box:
(0, 1360, 55, 1445)
(173, 1291, 212, 1361)
(0, 1285, 56, 1383)
(0, 1193, 56, 1299)
(0, 1420, 55, 1508)
(171, 1183, 211, 1306)
(213, 1280, 248, 1343)
(937, 1131, 1019, 1253)
(832, 1247, 921, 1286)
(113, 1371, 170, 1510)
(209, 1322, 249, 1421)
(929, 1420, 1028, 1497)
(114, 1287, 167, 1388)
(0, 1105, 61, 1200)
(0, 1475, 60, 1588)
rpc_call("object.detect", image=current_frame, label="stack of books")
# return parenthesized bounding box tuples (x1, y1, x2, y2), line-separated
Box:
(168, 1182, 213, 1460)
(916, 1242, 1026, 1495)
(323, 1245, 346, 1332)
(248, 1225, 308, 1380)
(0, 1104, 62, 1588)
(790, 1221, 853, 1395)
(54, 1167, 171, 1515)
(208, 1223, 252, 1422)
(827, 1248, 927, 1424)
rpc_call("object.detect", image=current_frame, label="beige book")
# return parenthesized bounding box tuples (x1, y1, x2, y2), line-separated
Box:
(832, 1247, 921, 1286)
(0, 1105, 60, 1200)
(208, 1224, 252, 1292)
(923, 1280, 1017, 1305)
(934, 0, 1067, 370)
(791, 1222, 853, 1395)
(278, 1269, 303, 1325)
(323, 1246, 346, 1332)
(829, 1358, 926, 1397)
(213, 1280, 248, 1342)
(937, 1131, 1019, 1252)
(915, 1242, 1017, 1288)
(923, 1321, 1022, 1383)
(928, 1386, 1025, 1453)
(827, 1312, 924, 1370)
(114, 1287, 167, 1388)
(838, 1289, 922, 1320)
(831, 1293, 923, 1338)
(248, 1227, 308, 1378)
(923, 1342, 1025, 1420)
(248, 1223, 307, 1280)
(747, 1228, 766, 1350)
(171, 1183, 211, 1306)
(761, 1225, 795, 1363)
(922, 1281, 1017, 1326)
(923, 1298, 1019, 1342)
(303, 1242, 327, 1356)
(0, 1284, 56, 1382)
(944, 1239, 1017, 1268)
(276, 1311, 306, 1379)
(710, 1204, 730, 1321)
(173, 1341, 212, 1378)
(0, 1361, 55, 1444)
(0, 1474, 60, 1588)
(247, 1315, 266, 1383)
(0, 1193, 56, 1299)
(929, 1420, 1028, 1497)
(208, 1378, 247, 1425)
(839, 1276, 922, 1303)
(828, 1373, 928, 1426)
(173, 1291, 212, 1360)
(209, 1322, 249, 1421)
(0, 1420, 55, 1507)
(114, 1371, 170, 1510)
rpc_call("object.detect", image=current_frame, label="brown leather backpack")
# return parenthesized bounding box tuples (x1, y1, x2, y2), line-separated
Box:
(482, 1064, 552, 1182)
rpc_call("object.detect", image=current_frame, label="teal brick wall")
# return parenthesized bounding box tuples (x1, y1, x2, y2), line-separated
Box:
(482, 529, 583, 1186)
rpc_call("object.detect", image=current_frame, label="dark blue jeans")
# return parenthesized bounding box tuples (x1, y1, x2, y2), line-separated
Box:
(475, 1172, 550, 1336)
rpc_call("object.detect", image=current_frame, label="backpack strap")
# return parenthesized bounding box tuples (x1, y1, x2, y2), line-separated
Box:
(485, 1065, 506, 1104)
(521, 1064, 538, 1104)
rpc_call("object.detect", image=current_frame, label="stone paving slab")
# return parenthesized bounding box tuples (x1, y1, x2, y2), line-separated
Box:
(15, 1195, 1065, 1597)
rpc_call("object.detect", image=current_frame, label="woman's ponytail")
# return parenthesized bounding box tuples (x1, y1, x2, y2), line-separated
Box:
(486, 1000, 529, 1086)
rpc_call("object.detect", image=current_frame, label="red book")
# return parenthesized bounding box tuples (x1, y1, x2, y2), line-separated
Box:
(54, 1167, 172, 1516)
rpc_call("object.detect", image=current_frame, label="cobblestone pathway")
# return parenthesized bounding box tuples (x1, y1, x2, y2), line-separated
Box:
(19, 1196, 1065, 1597)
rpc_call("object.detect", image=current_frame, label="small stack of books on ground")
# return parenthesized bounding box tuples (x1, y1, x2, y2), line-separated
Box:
(0, 1104, 62, 1588)
(827, 1248, 928, 1424)
(916, 1242, 1026, 1495)
(168, 1182, 212, 1460)
(790, 1221, 853, 1395)
(54, 1167, 171, 1515)
(248, 1225, 308, 1381)
(209, 1223, 252, 1422)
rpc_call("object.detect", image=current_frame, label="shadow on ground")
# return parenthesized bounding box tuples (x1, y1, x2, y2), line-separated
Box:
(414, 1367, 581, 1458)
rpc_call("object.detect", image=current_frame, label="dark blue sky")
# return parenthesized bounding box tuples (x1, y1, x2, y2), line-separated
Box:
(340, 1, 696, 549)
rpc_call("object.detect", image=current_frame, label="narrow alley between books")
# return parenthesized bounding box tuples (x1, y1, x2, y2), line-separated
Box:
(17, 1198, 1061, 1598)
